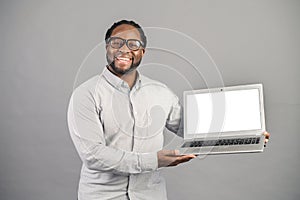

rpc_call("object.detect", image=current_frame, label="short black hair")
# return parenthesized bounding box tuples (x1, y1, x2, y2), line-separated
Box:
(105, 20, 147, 48)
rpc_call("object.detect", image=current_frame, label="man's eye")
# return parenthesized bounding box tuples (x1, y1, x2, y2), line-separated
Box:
(128, 41, 140, 49)
(129, 43, 138, 48)
(112, 41, 121, 46)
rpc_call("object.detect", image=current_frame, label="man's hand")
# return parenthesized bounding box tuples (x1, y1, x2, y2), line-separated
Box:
(263, 131, 270, 147)
(157, 150, 196, 168)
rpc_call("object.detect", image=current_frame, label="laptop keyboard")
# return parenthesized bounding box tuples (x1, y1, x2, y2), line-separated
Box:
(182, 137, 261, 148)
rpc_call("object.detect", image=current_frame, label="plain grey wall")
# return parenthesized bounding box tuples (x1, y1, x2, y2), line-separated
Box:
(0, 0, 299, 199)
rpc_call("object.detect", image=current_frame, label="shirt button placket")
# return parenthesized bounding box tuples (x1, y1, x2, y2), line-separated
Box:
(128, 91, 137, 195)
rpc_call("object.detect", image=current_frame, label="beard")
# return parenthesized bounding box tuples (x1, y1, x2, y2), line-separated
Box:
(106, 55, 142, 76)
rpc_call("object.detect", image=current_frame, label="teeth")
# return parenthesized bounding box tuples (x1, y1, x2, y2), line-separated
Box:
(117, 57, 130, 61)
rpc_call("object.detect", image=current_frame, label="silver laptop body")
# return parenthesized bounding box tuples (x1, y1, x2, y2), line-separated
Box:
(179, 84, 266, 155)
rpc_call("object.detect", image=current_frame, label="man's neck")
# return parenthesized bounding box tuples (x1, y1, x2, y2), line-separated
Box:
(107, 65, 137, 89)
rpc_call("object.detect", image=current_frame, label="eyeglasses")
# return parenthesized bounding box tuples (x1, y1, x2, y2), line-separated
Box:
(106, 37, 144, 51)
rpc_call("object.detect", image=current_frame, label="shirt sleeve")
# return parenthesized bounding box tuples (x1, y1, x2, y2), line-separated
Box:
(67, 86, 158, 175)
(165, 94, 184, 138)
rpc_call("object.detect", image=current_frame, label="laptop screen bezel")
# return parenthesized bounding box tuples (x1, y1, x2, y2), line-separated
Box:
(183, 84, 266, 140)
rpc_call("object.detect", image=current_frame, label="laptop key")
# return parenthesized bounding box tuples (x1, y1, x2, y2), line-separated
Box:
(233, 139, 239, 145)
(245, 138, 251, 144)
(256, 137, 260, 144)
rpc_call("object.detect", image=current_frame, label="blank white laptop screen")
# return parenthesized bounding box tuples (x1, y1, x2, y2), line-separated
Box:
(186, 89, 262, 135)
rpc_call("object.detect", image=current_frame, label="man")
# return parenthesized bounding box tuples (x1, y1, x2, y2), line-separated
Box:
(67, 20, 270, 200)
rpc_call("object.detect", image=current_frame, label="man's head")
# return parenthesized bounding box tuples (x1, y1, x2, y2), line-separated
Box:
(105, 20, 147, 76)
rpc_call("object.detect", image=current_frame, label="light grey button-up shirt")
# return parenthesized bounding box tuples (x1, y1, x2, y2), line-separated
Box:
(67, 67, 183, 200)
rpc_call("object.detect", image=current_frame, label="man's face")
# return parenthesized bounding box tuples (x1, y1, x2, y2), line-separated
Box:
(106, 24, 145, 76)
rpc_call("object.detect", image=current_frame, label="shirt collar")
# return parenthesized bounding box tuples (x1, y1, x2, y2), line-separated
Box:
(102, 66, 123, 89)
(102, 66, 142, 91)
(134, 71, 142, 90)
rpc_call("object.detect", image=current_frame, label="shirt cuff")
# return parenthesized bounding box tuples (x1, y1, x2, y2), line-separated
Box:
(140, 152, 158, 172)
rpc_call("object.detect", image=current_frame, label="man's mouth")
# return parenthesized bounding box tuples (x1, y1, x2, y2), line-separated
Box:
(115, 56, 132, 64)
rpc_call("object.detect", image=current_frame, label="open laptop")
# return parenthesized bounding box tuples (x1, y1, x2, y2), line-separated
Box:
(179, 84, 266, 155)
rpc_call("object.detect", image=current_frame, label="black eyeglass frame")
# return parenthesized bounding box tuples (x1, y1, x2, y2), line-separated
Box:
(106, 37, 145, 51)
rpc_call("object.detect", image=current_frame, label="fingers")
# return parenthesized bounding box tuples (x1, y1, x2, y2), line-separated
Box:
(263, 131, 270, 147)
(157, 149, 196, 168)
(168, 154, 196, 167)
(263, 131, 270, 139)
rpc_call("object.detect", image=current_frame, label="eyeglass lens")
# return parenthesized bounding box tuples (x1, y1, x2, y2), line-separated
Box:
(109, 37, 142, 51)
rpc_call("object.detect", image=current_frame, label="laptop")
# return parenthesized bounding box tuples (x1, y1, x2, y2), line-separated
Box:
(179, 84, 266, 155)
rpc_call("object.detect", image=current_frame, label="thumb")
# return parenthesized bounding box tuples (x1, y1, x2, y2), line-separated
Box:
(163, 149, 179, 156)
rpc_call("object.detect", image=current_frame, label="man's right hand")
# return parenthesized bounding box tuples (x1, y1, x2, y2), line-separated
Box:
(157, 150, 196, 168)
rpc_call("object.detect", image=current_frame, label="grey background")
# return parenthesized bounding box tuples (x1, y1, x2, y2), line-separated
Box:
(0, 0, 299, 200)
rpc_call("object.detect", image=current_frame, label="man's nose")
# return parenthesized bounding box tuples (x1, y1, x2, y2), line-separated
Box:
(119, 42, 130, 53)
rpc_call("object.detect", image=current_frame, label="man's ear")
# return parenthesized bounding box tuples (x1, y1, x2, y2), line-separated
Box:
(141, 48, 145, 55)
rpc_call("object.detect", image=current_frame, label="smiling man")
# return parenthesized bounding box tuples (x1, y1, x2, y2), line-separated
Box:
(68, 20, 196, 200)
